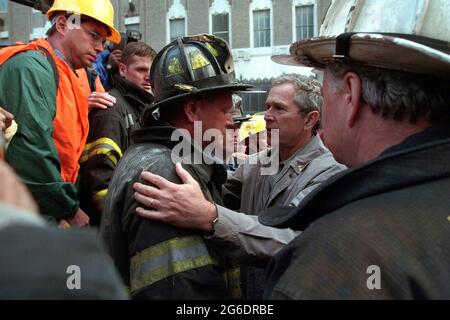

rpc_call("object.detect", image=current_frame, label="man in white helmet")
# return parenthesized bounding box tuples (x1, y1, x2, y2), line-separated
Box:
(258, 0, 450, 299)
(0, 0, 120, 227)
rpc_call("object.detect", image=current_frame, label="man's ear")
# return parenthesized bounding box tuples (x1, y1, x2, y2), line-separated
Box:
(304, 111, 320, 131)
(183, 98, 199, 123)
(54, 15, 68, 36)
(342, 72, 363, 128)
(118, 63, 127, 77)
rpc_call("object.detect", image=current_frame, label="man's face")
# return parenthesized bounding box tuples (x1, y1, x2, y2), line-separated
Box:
(195, 92, 234, 142)
(120, 55, 153, 93)
(63, 18, 108, 69)
(264, 83, 311, 150)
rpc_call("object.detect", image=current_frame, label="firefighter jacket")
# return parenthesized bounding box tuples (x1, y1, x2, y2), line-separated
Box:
(0, 38, 90, 221)
(79, 75, 153, 225)
(261, 126, 450, 299)
(100, 122, 241, 299)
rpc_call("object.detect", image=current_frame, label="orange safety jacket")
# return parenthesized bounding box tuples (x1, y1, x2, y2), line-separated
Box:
(0, 38, 90, 183)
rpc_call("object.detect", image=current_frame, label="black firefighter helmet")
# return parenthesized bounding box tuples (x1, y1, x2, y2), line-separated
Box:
(146, 34, 252, 119)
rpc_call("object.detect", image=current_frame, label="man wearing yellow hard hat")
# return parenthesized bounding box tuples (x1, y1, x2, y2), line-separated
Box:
(0, 0, 120, 228)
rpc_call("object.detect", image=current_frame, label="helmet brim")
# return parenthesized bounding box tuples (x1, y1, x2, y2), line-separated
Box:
(150, 83, 254, 111)
(107, 27, 121, 45)
(272, 33, 450, 79)
(233, 116, 252, 124)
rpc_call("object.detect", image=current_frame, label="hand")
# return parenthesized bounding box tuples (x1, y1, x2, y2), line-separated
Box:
(232, 152, 248, 163)
(0, 160, 39, 214)
(88, 91, 116, 110)
(133, 163, 218, 232)
(58, 219, 71, 230)
(0, 107, 13, 133)
(66, 208, 90, 228)
(107, 49, 122, 69)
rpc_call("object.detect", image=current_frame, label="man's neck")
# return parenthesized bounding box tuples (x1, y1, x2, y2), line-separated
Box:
(279, 134, 313, 162)
(47, 36, 62, 56)
(353, 114, 431, 167)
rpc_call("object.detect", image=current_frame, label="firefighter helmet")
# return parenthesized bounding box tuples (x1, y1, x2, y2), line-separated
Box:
(272, 0, 450, 79)
(47, 0, 121, 44)
(239, 114, 266, 142)
(232, 94, 251, 124)
(149, 34, 252, 112)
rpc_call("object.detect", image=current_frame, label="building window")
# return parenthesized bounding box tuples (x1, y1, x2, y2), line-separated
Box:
(253, 9, 270, 47)
(0, 0, 8, 12)
(210, 0, 231, 45)
(170, 18, 185, 42)
(296, 5, 314, 40)
(167, 0, 187, 43)
(125, 16, 140, 33)
(212, 13, 229, 44)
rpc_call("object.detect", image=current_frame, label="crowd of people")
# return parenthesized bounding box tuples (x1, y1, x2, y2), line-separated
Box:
(1, 0, 450, 300)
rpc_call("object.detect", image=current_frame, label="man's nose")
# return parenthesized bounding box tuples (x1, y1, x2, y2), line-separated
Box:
(94, 42, 104, 54)
(264, 110, 273, 122)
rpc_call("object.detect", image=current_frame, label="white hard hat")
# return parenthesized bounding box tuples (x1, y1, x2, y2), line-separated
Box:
(272, 0, 450, 79)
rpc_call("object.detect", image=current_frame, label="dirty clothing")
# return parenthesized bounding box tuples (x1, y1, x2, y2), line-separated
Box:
(261, 126, 450, 299)
(100, 122, 240, 299)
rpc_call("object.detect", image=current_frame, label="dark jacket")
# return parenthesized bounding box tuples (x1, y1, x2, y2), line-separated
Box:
(79, 75, 153, 225)
(260, 126, 450, 299)
(0, 203, 127, 300)
(100, 122, 240, 300)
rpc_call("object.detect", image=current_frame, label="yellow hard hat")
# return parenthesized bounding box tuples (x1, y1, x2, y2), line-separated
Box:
(239, 114, 266, 142)
(47, 0, 121, 44)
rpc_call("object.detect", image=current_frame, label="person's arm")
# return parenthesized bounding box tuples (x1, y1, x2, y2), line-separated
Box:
(79, 110, 127, 216)
(0, 160, 39, 215)
(133, 163, 299, 266)
(0, 51, 79, 221)
(212, 205, 300, 266)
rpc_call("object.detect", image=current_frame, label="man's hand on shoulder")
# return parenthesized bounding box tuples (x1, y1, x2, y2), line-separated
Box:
(133, 163, 218, 232)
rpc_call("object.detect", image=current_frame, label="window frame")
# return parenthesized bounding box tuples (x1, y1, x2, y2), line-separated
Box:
(249, 0, 273, 48)
(169, 17, 186, 42)
(167, 0, 187, 44)
(209, 0, 232, 45)
(292, 0, 318, 42)
(0, 0, 8, 13)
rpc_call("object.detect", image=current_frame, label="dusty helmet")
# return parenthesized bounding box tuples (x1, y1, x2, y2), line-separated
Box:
(272, 0, 450, 79)
(149, 34, 252, 112)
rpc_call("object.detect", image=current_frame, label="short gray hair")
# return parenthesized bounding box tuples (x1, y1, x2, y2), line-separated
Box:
(328, 63, 450, 125)
(272, 73, 323, 115)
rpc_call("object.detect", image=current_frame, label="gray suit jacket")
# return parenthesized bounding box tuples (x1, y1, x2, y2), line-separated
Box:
(211, 135, 346, 265)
